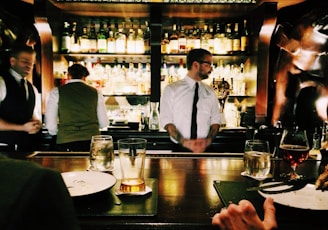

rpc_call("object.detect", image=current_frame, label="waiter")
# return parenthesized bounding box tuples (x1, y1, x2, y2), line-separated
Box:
(0, 44, 42, 152)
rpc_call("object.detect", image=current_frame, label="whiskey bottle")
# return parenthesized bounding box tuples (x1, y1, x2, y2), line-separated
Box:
(161, 32, 170, 54)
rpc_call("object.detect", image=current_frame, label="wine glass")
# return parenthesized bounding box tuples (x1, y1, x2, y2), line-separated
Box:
(279, 127, 310, 180)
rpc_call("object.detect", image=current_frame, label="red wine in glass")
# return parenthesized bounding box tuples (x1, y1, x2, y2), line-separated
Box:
(279, 129, 310, 180)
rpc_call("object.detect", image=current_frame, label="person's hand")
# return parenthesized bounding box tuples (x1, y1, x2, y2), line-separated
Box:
(212, 198, 278, 230)
(23, 120, 42, 134)
(182, 138, 209, 153)
(315, 164, 328, 190)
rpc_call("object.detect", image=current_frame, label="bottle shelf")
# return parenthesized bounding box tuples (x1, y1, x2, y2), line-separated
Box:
(62, 53, 151, 64)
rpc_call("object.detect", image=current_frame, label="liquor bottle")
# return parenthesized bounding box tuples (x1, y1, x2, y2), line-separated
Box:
(135, 28, 145, 54)
(79, 26, 90, 53)
(186, 29, 194, 52)
(115, 23, 126, 53)
(143, 21, 151, 54)
(192, 26, 201, 49)
(61, 21, 71, 53)
(208, 26, 214, 53)
(232, 22, 241, 54)
(126, 28, 136, 54)
(213, 23, 227, 55)
(97, 21, 107, 53)
(88, 21, 98, 53)
(107, 29, 116, 53)
(240, 19, 249, 53)
(70, 21, 80, 53)
(178, 24, 187, 54)
(169, 24, 179, 54)
(161, 32, 170, 54)
(225, 23, 233, 54)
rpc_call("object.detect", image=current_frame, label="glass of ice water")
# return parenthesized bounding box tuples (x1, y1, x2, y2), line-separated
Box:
(89, 135, 115, 172)
(244, 139, 271, 178)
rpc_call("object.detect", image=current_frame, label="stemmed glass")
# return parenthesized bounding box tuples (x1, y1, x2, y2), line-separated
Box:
(279, 127, 310, 180)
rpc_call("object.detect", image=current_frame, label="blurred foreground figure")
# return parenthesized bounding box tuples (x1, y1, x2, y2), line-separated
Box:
(0, 156, 80, 230)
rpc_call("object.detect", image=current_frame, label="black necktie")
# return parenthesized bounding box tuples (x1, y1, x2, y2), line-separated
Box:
(191, 82, 199, 139)
(21, 78, 27, 100)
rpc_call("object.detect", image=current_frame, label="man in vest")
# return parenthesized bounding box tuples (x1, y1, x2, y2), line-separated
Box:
(0, 44, 42, 152)
(45, 63, 108, 151)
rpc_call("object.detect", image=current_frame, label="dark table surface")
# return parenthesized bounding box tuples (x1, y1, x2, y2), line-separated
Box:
(6, 151, 328, 230)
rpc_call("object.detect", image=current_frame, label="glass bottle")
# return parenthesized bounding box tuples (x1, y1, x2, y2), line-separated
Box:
(149, 102, 160, 131)
(115, 23, 126, 54)
(70, 21, 80, 53)
(143, 21, 151, 54)
(61, 21, 71, 53)
(169, 24, 179, 54)
(79, 26, 89, 53)
(97, 20, 107, 53)
(240, 19, 249, 54)
(161, 32, 170, 54)
(88, 21, 98, 53)
(126, 28, 136, 54)
(232, 22, 241, 54)
(225, 23, 233, 54)
(107, 29, 116, 53)
(135, 28, 145, 54)
(178, 24, 187, 54)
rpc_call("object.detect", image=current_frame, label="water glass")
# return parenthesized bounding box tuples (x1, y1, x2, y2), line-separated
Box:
(244, 139, 271, 178)
(89, 135, 115, 171)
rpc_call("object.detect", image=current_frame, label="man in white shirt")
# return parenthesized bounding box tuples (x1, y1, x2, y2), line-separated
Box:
(0, 44, 42, 151)
(45, 63, 108, 151)
(160, 48, 222, 153)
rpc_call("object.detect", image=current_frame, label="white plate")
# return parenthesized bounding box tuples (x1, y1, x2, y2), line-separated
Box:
(61, 171, 116, 197)
(259, 183, 328, 210)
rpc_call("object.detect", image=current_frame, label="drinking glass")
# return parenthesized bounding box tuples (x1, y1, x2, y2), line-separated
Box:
(89, 135, 115, 171)
(118, 138, 147, 193)
(244, 139, 271, 178)
(279, 128, 310, 180)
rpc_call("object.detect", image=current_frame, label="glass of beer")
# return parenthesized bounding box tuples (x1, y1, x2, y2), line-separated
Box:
(279, 127, 310, 180)
(89, 135, 115, 171)
(118, 138, 147, 193)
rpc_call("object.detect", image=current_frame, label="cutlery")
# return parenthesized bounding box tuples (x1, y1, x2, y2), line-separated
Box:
(246, 178, 315, 191)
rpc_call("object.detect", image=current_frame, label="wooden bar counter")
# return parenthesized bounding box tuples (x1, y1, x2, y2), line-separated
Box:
(4, 151, 328, 230)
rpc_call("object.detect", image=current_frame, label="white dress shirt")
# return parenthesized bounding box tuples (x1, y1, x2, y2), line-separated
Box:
(160, 76, 222, 142)
(0, 68, 42, 121)
(45, 79, 109, 136)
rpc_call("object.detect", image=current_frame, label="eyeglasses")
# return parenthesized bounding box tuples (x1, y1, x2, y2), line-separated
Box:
(197, 60, 213, 66)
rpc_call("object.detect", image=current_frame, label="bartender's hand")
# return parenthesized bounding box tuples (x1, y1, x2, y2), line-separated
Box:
(182, 138, 210, 153)
(212, 198, 278, 230)
(315, 164, 328, 190)
(24, 120, 42, 134)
